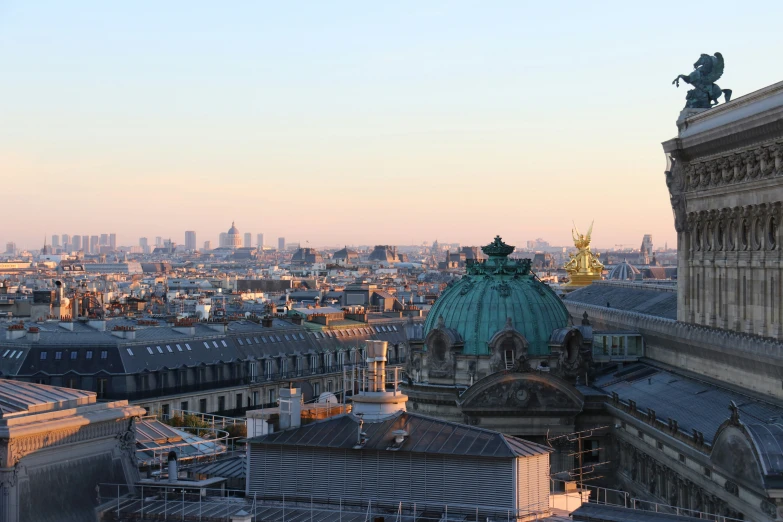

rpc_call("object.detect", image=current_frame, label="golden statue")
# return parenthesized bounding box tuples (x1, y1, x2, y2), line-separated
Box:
(563, 221, 604, 288)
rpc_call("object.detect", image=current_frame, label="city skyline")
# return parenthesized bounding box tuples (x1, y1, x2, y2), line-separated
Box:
(2, 2, 783, 250)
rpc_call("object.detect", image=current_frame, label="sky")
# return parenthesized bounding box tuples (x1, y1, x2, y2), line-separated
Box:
(2, 1, 782, 251)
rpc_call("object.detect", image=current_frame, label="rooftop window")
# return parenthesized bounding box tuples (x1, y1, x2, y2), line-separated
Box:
(203, 341, 210, 349)
(176, 344, 182, 352)
(127, 348, 134, 356)
(166, 345, 173, 353)
(238, 338, 244, 345)
(2, 350, 9, 358)
(212, 341, 219, 348)
(253, 337, 259, 343)
(284, 335, 290, 341)
(101, 350, 108, 359)
(86, 350, 93, 359)
(40, 352, 47, 360)
(147, 347, 153, 354)
(223, 340, 229, 347)
(261, 337, 268, 343)
(245, 338, 251, 345)
(299, 333, 305, 340)
(8, 351, 16, 358)
(70, 351, 78, 360)
(156, 346, 163, 354)
(55, 351, 62, 360)
(15, 351, 22, 359)
(185, 343, 191, 351)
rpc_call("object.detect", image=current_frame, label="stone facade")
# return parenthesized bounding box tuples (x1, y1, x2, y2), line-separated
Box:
(0, 380, 145, 522)
(663, 80, 783, 337)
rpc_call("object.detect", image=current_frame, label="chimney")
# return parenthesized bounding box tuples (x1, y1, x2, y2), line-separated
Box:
(167, 451, 178, 483)
(26, 327, 40, 342)
(88, 319, 106, 332)
(278, 387, 302, 430)
(5, 324, 26, 341)
(366, 340, 388, 392)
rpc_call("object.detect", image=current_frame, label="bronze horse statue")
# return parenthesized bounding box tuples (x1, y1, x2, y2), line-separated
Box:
(673, 52, 732, 109)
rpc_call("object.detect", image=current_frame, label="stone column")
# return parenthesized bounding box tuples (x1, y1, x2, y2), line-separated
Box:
(0, 467, 18, 522)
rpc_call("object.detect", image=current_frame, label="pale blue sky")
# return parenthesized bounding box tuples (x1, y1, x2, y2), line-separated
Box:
(1, 1, 782, 250)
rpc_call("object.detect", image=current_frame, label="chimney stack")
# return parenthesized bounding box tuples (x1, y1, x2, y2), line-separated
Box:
(167, 451, 178, 483)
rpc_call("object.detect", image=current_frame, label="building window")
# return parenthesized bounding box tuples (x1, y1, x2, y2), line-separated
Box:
(67, 377, 78, 389)
(679, 453, 686, 464)
(180, 401, 189, 411)
(264, 360, 273, 379)
(147, 347, 154, 354)
(704, 467, 711, 478)
(637, 429, 644, 438)
(55, 351, 62, 360)
(218, 396, 225, 412)
(101, 350, 108, 359)
(296, 357, 303, 376)
(70, 351, 78, 360)
(267, 389, 275, 405)
(249, 361, 258, 382)
(161, 404, 170, 419)
(126, 348, 134, 356)
(40, 352, 47, 360)
(313, 382, 320, 396)
(310, 354, 318, 374)
(236, 393, 243, 409)
(657, 441, 664, 450)
(327, 380, 333, 392)
(199, 398, 207, 413)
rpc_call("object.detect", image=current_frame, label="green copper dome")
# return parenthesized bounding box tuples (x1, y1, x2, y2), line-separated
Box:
(423, 236, 568, 356)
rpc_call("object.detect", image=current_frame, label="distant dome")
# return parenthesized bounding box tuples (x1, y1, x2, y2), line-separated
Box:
(423, 236, 568, 356)
(607, 260, 641, 281)
(228, 221, 240, 235)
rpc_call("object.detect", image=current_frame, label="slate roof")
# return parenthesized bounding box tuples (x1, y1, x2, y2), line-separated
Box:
(0, 317, 412, 377)
(595, 363, 783, 446)
(563, 283, 677, 320)
(249, 411, 551, 459)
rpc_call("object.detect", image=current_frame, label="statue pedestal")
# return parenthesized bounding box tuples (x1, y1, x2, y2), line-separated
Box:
(676, 108, 709, 132)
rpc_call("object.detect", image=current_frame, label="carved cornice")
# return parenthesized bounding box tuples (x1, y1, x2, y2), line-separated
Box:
(682, 139, 783, 193)
(2, 417, 136, 467)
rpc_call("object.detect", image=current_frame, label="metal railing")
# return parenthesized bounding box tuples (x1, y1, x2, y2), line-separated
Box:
(550, 479, 744, 522)
(97, 483, 551, 522)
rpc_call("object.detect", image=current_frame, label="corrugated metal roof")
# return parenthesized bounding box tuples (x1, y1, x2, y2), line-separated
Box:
(186, 455, 246, 479)
(249, 411, 551, 459)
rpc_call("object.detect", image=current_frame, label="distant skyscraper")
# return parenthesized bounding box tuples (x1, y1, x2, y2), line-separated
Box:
(109, 233, 117, 250)
(51, 235, 60, 247)
(155, 237, 163, 247)
(99, 234, 108, 246)
(244, 232, 251, 248)
(139, 237, 148, 248)
(62, 234, 70, 247)
(5, 242, 15, 254)
(278, 237, 286, 251)
(90, 235, 99, 254)
(219, 233, 227, 248)
(257, 233, 264, 248)
(185, 231, 197, 251)
(203, 240, 212, 251)
(72, 236, 81, 251)
(82, 235, 89, 252)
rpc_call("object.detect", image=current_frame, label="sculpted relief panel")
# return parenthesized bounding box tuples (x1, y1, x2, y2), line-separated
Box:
(683, 140, 782, 193)
(460, 374, 582, 413)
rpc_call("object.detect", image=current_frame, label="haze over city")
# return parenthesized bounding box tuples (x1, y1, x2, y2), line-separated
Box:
(2, 1, 782, 249)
